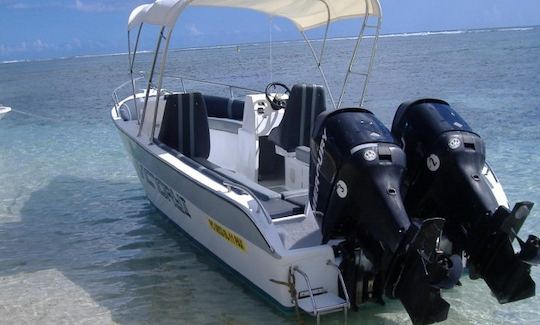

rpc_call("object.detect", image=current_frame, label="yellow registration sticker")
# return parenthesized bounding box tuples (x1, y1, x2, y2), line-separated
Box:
(208, 218, 247, 253)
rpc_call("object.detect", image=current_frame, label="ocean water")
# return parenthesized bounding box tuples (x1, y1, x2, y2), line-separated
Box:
(1, 26, 539, 324)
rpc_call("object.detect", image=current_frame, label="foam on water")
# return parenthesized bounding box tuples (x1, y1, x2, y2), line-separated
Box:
(1, 27, 539, 324)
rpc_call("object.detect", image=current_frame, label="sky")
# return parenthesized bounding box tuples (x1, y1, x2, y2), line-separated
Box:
(0, 0, 539, 62)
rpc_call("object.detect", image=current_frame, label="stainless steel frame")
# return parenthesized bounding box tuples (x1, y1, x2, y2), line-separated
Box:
(149, 27, 174, 144)
(124, 0, 382, 138)
(128, 24, 143, 124)
(337, 10, 382, 108)
(164, 75, 262, 97)
(138, 26, 165, 137)
(112, 76, 145, 112)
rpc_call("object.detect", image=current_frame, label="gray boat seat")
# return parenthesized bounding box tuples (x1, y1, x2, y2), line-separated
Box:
(203, 95, 244, 121)
(282, 189, 308, 209)
(158, 92, 210, 159)
(268, 84, 326, 152)
(295, 146, 310, 164)
(119, 103, 138, 121)
(261, 199, 303, 219)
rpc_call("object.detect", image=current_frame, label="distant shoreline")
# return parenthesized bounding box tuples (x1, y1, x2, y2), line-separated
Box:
(1, 25, 537, 65)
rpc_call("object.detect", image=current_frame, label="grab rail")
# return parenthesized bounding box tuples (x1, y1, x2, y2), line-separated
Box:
(161, 75, 261, 99)
(111, 74, 261, 128)
(112, 76, 145, 109)
(222, 181, 279, 257)
(112, 73, 266, 142)
(327, 260, 350, 308)
(293, 266, 318, 314)
(112, 75, 260, 113)
(294, 263, 350, 325)
(222, 181, 273, 225)
(112, 76, 148, 124)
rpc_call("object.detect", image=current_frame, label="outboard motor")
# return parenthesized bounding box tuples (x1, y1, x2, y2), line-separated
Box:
(310, 108, 461, 324)
(392, 98, 540, 304)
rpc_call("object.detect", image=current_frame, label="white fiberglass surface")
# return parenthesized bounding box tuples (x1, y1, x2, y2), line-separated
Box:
(208, 129, 239, 170)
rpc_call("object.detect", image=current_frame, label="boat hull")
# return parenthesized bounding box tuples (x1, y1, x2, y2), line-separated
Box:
(112, 118, 338, 310)
(0, 106, 11, 120)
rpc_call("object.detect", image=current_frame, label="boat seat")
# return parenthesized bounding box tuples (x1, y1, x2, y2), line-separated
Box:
(119, 103, 138, 121)
(203, 95, 244, 121)
(153, 138, 302, 219)
(155, 141, 281, 201)
(158, 92, 210, 159)
(268, 84, 326, 152)
(282, 189, 308, 210)
(261, 199, 303, 219)
(295, 146, 310, 164)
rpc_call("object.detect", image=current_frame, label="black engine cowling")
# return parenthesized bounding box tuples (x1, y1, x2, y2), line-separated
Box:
(391, 98, 538, 304)
(309, 108, 408, 247)
(309, 108, 461, 324)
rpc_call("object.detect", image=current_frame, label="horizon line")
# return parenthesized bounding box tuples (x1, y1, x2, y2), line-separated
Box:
(1, 24, 537, 65)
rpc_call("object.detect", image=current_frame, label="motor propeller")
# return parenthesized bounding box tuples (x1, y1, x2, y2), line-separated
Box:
(496, 201, 540, 265)
(517, 234, 540, 265)
(465, 202, 536, 303)
(386, 218, 462, 324)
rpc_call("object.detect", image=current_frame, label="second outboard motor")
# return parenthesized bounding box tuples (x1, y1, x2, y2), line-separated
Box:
(392, 98, 540, 304)
(310, 108, 461, 324)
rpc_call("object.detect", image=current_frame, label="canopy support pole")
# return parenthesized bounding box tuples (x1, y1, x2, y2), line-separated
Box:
(269, 15, 273, 82)
(337, 1, 382, 108)
(301, 0, 335, 109)
(317, 0, 331, 70)
(337, 1, 368, 108)
(138, 26, 165, 137)
(359, 14, 381, 107)
(302, 32, 335, 109)
(129, 24, 143, 125)
(149, 27, 174, 144)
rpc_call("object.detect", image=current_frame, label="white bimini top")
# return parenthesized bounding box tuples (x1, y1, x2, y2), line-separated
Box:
(128, 0, 381, 31)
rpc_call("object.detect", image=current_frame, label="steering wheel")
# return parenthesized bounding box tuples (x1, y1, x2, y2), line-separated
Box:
(265, 82, 290, 110)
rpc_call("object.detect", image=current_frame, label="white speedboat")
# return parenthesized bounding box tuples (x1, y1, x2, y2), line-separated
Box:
(0, 105, 11, 119)
(111, 1, 539, 324)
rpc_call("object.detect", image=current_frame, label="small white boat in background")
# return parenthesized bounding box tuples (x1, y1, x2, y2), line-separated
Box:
(0, 105, 11, 119)
(111, 1, 539, 324)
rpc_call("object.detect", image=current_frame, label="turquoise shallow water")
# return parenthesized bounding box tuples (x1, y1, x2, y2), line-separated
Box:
(0, 27, 539, 324)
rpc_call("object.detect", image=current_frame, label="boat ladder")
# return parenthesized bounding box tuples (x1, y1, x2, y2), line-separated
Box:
(293, 261, 350, 325)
